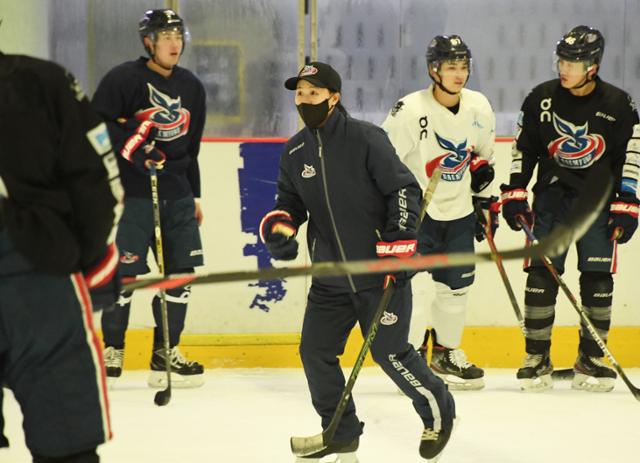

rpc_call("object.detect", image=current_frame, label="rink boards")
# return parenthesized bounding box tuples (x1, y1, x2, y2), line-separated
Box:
(109, 139, 640, 369)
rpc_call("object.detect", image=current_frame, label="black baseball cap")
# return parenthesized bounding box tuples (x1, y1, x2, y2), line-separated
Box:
(284, 61, 342, 92)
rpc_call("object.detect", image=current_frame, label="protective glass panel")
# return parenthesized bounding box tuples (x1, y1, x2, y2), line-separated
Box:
(317, 0, 636, 135)
(178, 0, 299, 137)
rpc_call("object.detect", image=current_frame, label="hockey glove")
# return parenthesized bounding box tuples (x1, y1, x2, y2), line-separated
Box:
(120, 120, 166, 175)
(469, 154, 495, 193)
(260, 210, 299, 260)
(500, 184, 533, 231)
(84, 243, 121, 312)
(472, 196, 500, 242)
(376, 230, 417, 288)
(608, 193, 639, 244)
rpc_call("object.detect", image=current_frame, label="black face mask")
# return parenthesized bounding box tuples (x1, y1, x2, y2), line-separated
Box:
(296, 98, 332, 128)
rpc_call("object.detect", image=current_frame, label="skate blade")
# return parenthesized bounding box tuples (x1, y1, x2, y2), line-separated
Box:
(571, 373, 615, 392)
(294, 454, 358, 463)
(519, 374, 553, 392)
(436, 374, 484, 391)
(147, 371, 204, 389)
(106, 376, 119, 390)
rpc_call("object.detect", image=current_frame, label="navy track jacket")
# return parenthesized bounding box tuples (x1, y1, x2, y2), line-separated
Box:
(273, 109, 422, 292)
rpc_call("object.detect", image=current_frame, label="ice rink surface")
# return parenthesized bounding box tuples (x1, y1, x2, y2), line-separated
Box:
(3, 367, 640, 462)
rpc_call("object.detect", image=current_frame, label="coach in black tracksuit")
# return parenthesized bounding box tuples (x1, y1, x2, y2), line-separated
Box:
(260, 62, 455, 460)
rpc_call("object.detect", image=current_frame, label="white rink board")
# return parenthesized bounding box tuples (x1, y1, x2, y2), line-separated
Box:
(126, 141, 640, 334)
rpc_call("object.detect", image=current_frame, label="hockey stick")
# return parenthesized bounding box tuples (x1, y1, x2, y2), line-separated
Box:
(122, 162, 612, 293)
(477, 208, 526, 335)
(290, 170, 441, 457)
(480, 220, 573, 380)
(149, 165, 172, 407)
(518, 218, 640, 401)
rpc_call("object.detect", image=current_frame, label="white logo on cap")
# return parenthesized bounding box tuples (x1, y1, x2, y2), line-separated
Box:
(299, 65, 319, 77)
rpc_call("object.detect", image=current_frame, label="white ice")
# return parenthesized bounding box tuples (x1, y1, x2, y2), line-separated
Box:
(3, 368, 640, 462)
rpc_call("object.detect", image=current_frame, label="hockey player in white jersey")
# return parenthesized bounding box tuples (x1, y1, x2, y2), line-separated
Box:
(382, 35, 498, 390)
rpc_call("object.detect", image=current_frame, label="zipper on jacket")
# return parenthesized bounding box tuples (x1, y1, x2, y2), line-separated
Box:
(315, 130, 357, 293)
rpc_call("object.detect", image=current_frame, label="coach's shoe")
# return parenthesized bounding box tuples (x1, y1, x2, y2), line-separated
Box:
(420, 418, 458, 461)
(571, 353, 616, 392)
(517, 352, 553, 391)
(294, 437, 359, 463)
(148, 346, 204, 389)
(103, 346, 124, 388)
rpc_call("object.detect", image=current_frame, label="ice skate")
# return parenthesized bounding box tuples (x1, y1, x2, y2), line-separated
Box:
(294, 437, 359, 463)
(419, 417, 458, 461)
(148, 346, 204, 388)
(103, 346, 124, 389)
(430, 346, 484, 391)
(571, 354, 616, 392)
(517, 353, 553, 391)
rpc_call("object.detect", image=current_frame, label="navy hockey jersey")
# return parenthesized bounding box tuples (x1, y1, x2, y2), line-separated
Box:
(92, 57, 206, 200)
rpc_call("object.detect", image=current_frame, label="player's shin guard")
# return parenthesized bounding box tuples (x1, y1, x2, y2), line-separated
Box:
(149, 284, 204, 388)
(429, 283, 483, 390)
(572, 272, 616, 392)
(101, 290, 133, 349)
(101, 290, 132, 387)
(519, 269, 558, 391)
(151, 285, 190, 348)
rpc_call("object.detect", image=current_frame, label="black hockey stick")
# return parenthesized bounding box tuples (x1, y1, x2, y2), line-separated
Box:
(123, 162, 613, 293)
(519, 218, 640, 401)
(478, 209, 571, 380)
(477, 208, 526, 335)
(290, 170, 441, 457)
(149, 165, 172, 407)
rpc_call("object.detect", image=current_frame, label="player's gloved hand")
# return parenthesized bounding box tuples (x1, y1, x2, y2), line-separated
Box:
(472, 195, 500, 242)
(500, 184, 533, 231)
(260, 210, 299, 260)
(469, 154, 495, 193)
(131, 144, 167, 175)
(120, 120, 166, 175)
(608, 193, 639, 244)
(376, 231, 417, 288)
(84, 243, 121, 312)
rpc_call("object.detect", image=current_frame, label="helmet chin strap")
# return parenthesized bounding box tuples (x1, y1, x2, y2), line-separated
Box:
(435, 79, 459, 95)
(564, 70, 596, 90)
(148, 41, 176, 72)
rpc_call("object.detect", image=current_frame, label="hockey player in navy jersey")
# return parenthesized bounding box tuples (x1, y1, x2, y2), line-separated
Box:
(92, 9, 206, 388)
(0, 52, 121, 463)
(501, 26, 639, 392)
(382, 35, 498, 390)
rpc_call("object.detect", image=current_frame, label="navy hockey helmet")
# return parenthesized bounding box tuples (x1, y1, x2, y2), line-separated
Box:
(138, 9, 188, 56)
(426, 35, 472, 72)
(556, 25, 604, 65)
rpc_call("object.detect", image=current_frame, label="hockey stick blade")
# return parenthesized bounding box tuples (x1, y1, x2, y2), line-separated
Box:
(123, 164, 611, 292)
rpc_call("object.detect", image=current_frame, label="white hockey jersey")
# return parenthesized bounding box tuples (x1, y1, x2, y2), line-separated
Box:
(382, 84, 496, 221)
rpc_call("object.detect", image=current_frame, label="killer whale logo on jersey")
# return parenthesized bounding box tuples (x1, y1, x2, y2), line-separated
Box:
(547, 113, 605, 169)
(425, 133, 472, 181)
(301, 164, 316, 178)
(136, 83, 191, 141)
